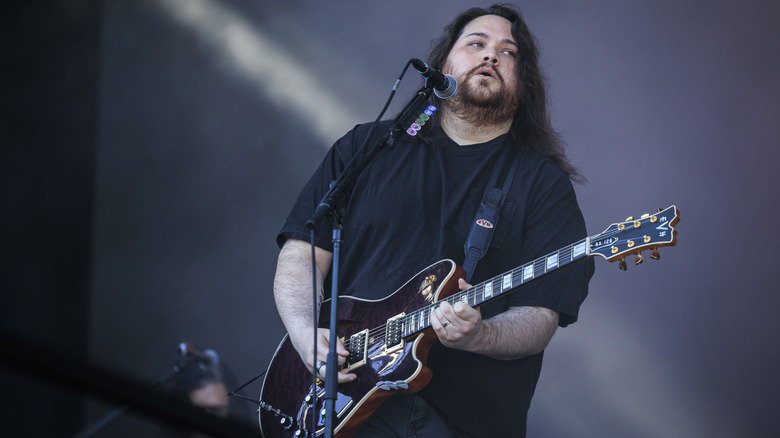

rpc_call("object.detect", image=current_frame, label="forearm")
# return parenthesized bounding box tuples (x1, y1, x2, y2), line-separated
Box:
(273, 239, 332, 349)
(273, 239, 355, 382)
(471, 306, 559, 360)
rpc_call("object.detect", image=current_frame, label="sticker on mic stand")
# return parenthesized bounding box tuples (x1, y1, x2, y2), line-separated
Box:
(406, 105, 437, 136)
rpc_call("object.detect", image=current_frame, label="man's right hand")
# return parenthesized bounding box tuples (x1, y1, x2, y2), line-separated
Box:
(290, 328, 357, 384)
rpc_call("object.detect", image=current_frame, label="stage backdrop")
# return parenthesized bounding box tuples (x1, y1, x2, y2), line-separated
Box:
(81, 0, 780, 436)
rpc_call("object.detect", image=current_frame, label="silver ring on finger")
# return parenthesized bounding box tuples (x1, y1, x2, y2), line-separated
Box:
(442, 319, 451, 328)
(316, 361, 326, 375)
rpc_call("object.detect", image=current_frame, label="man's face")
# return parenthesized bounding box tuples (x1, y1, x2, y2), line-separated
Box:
(442, 15, 519, 113)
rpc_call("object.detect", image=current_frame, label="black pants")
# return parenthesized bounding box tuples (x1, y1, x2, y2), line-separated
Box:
(352, 394, 457, 438)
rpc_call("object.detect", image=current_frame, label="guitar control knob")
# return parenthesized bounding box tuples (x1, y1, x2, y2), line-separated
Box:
(634, 253, 644, 265)
(280, 417, 294, 430)
(651, 248, 660, 260)
(294, 430, 309, 438)
(618, 259, 627, 271)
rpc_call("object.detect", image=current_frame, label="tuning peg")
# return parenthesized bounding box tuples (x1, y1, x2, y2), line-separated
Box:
(625, 216, 634, 221)
(640, 213, 650, 219)
(651, 247, 660, 260)
(634, 252, 644, 265)
(618, 259, 627, 271)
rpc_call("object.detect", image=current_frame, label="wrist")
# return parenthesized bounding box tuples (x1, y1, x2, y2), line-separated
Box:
(459, 318, 493, 355)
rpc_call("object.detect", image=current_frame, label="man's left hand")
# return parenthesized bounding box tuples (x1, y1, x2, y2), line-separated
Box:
(431, 278, 485, 351)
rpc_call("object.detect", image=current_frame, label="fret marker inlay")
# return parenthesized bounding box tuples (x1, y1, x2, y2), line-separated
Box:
(502, 274, 512, 290)
(484, 282, 493, 298)
(523, 265, 534, 281)
(546, 254, 558, 270)
(573, 242, 586, 258)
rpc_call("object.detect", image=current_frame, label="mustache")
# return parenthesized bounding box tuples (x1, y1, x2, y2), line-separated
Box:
(468, 62, 503, 82)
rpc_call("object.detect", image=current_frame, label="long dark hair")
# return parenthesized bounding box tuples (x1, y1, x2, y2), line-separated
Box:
(420, 3, 583, 182)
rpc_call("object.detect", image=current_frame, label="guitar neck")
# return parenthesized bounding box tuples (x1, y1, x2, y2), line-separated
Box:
(398, 205, 680, 339)
(401, 238, 589, 338)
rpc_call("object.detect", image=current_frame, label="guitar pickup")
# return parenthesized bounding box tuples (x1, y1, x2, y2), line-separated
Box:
(385, 313, 405, 354)
(345, 329, 368, 371)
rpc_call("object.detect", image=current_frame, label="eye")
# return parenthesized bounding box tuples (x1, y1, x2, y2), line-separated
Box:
(502, 49, 516, 57)
(469, 41, 484, 48)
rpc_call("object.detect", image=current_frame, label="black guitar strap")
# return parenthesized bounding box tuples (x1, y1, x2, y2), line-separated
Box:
(462, 149, 523, 283)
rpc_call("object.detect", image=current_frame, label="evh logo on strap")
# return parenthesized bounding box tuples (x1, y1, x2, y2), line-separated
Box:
(476, 219, 494, 229)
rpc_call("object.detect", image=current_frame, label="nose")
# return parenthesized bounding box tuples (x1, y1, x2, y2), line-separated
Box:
(482, 50, 499, 65)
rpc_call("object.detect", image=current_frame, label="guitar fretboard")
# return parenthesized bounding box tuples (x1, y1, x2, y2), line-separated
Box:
(400, 238, 589, 337)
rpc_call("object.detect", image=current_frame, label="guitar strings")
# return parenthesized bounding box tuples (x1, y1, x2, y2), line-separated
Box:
(343, 242, 578, 349)
(340, 219, 669, 352)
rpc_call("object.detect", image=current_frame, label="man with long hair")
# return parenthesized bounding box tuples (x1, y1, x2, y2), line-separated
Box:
(273, 4, 594, 437)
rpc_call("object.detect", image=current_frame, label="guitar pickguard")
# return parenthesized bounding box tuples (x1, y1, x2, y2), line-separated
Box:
(419, 275, 436, 303)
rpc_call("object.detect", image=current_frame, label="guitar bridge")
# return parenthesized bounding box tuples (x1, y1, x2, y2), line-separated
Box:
(385, 313, 405, 354)
(345, 329, 368, 370)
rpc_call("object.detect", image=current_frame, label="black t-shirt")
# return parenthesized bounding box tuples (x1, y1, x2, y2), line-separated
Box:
(277, 121, 595, 437)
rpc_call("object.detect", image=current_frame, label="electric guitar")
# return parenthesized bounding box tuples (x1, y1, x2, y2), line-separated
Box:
(259, 206, 681, 438)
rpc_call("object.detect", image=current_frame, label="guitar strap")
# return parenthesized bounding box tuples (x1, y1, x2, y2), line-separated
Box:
(462, 149, 523, 283)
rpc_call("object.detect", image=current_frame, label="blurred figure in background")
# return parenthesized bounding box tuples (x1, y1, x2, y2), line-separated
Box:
(157, 343, 254, 438)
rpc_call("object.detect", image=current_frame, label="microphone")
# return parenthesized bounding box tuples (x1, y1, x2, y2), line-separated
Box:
(411, 58, 458, 99)
(177, 342, 220, 367)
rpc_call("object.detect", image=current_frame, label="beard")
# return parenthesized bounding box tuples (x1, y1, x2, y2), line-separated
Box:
(442, 61, 520, 127)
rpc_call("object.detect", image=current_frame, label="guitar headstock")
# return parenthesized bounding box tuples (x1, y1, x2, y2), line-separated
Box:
(589, 205, 680, 270)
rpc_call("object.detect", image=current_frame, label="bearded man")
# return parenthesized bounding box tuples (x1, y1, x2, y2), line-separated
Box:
(271, 4, 594, 437)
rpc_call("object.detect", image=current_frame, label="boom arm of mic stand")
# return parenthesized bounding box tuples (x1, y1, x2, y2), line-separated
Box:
(305, 86, 434, 231)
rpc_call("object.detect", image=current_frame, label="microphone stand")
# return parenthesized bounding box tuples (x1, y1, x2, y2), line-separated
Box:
(305, 84, 437, 438)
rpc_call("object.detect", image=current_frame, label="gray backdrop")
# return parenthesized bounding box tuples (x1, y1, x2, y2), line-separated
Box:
(88, 0, 780, 436)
